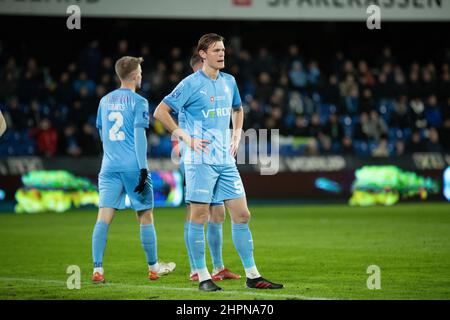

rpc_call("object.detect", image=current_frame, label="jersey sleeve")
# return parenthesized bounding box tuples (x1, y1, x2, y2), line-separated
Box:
(95, 102, 102, 129)
(231, 77, 242, 109)
(162, 80, 190, 113)
(134, 98, 150, 129)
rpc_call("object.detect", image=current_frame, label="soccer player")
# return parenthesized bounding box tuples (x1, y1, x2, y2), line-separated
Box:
(154, 34, 283, 291)
(0, 110, 6, 137)
(176, 54, 241, 282)
(92, 56, 175, 284)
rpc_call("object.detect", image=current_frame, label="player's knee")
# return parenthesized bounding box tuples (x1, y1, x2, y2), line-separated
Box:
(209, 206, 226, 223)
(234, 210, 251, 224)
(190, 210, 209, 224)
(137, 210, 154, 224)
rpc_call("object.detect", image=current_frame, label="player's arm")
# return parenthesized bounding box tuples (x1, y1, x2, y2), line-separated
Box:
(230, 78, 244, 157)
(0, 111, 7, 137)
(153, 101, 209, 154)
(134, 127, 147, 170)
(133, 99, 150, 194)
(230, 106, 243, 157)
(96, 102, 103, 142)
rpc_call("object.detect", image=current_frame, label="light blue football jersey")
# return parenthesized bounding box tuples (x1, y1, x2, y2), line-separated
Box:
(96, 88, 149, 173)
(163, 70, 242, 165)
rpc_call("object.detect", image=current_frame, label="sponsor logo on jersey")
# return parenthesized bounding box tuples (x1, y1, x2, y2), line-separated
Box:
(202, 107, 231, 119)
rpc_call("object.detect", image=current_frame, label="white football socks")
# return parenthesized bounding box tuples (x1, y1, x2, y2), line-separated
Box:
(245, 266, 261, 279)
(197, 267, 212, 282)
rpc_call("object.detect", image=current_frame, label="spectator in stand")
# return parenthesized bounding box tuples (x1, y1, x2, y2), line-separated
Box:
(5, 97, 27, 130)
(58, 123, 82, 157)
(372, 136, 390, 157)
(359, 88, 375, 114)
(339, 74, 358, 98)
(265, 106, 286, 134)
(290, 115, 308, 137)
(284, 44, 304, 71)
(79, 40, 101, 80)
(306, 60, 321, 91)
(321, 74, 341, 107)
(341, 136, 354, 155)
(393, 67, 408, 97)
(438, 68, 450, 101)
(440, 97, 450, 150)
(99, 57, 115, 79)
(30, 118, 58, 157)
(408, 130, 425, 153)
(26, 99, 42, 129)
(322, 113, 344, 148)
(73, 72, 96, 96)
(407, 70, 422, 99)
(254, 71, 273, 102)
(421, 69, 436, 99)
(0, 71, 18, 101)
(424, 95, 443, 128)
(390, 95, 412, 129)
(343, 86, 359, 115)
(288, 91, 304, 115)
(425, 127, 443, 152)
(357, 60, 375, 88)
(395, 139, 406, 156)
(55, 72, 74, 106)
(410, 97, 427, 129)
(366, 110, 388, 141)
(244, 99, 265, 130)
(79, 123, 100, 156)
(78, 86, 97, 115)
(289, 60, 307, 90)
(354, 111, 370, 141)
(19, 58, 44, 103)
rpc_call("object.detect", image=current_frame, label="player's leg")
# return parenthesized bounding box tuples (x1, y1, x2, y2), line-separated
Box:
(185, 163, 221, 291)
(184, 203, 198, 280)
(225, 197, 283, 289)
(180, 155, 197, 280)
(218, 165, 283, 289)
(92, 172, 124, 283)
(92, 207, 115, 283)
(208, 202, 242, 280)
(207, 203, 224, 273)
(123, 171, 175, 280)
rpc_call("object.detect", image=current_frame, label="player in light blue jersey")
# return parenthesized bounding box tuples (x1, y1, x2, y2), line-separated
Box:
(92, 56, 175, 284)
(154, 34, 283, 291)
(175, 54, 241, 282)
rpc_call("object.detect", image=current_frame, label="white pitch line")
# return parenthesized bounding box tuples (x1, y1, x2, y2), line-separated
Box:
(0, 277, 331, 300)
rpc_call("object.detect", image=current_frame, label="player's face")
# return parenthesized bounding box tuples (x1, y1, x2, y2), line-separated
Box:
(134, 65, 142, 89)
(203, 41, 225, 70)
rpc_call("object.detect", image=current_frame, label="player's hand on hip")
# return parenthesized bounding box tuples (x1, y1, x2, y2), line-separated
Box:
(189, 137, 210, 155)
(134, 169, 148, 194)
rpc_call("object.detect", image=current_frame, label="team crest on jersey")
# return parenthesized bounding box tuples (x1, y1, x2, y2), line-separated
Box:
(210, 96, 214, 103)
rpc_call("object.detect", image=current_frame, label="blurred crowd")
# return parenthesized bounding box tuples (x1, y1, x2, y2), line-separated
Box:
(0, 39, 449, 158)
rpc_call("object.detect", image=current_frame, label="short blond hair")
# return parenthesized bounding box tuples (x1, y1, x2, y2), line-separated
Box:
(115, 56, 143, 81)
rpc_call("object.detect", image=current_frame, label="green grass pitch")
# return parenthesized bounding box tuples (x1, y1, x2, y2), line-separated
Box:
(0, 203, 449, 300)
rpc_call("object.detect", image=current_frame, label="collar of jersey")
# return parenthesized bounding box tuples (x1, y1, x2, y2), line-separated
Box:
(199, 69, 222, 81)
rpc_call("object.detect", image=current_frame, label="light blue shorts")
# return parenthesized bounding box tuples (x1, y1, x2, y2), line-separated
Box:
(180, 158, 224, 206)
(185, 163, 245, 204)
(98, 171, 154, 211)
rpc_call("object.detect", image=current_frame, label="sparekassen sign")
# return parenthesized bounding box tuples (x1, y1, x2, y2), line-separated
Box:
(0, 0, 449, 21)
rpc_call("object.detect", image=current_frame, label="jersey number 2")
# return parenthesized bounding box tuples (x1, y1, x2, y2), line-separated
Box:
(108, 112, 125, 141)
